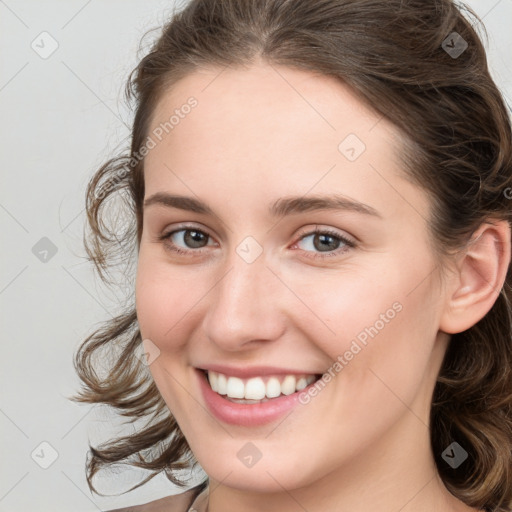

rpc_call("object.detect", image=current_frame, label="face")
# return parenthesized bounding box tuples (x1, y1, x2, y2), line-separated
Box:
(136, 62, 451, 493)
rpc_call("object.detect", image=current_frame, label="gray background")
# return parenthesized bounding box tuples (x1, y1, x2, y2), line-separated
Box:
(1, 0, 511, 510)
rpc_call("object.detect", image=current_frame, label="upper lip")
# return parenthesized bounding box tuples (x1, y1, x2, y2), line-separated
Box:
(196, 364, 322, 379)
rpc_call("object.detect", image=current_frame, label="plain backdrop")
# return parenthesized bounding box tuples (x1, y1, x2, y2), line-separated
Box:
(1, 0, 511, 510)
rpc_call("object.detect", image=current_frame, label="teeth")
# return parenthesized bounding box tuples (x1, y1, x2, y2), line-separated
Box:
(209, 371, 219, 392)
(281, 375, 296, 395)
(217, 373, 227, 395)
(245, 377, 266, 400)
(226, 377, 245, 398)
(266, 377, 281, 398)
(296, 377, 308, 390)
(206, 371, 317, 400)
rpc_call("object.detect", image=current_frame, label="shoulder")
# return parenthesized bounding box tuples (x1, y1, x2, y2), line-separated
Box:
(103, 486, 199, 512)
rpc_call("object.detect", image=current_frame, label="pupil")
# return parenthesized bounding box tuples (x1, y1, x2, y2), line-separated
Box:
(314, 234, 339, 252)
(185, 230, 207, 248)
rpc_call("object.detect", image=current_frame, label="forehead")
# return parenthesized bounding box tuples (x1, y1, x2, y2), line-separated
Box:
(142, 63, 428, 223)
(147, 63, 391, 152)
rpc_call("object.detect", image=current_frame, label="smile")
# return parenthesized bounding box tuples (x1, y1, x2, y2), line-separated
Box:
(196, 368, 323, 426)
(206, 370, 319, 403)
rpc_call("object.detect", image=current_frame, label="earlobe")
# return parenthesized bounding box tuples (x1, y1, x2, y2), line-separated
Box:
(439, 219, 511, 335)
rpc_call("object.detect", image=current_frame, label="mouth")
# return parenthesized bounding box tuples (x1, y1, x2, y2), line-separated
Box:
(199, 368, 323, 404)
(195, 366, 325, 426)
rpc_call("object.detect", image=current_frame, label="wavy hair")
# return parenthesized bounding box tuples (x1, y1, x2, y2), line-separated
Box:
(73, 1, 512, 510)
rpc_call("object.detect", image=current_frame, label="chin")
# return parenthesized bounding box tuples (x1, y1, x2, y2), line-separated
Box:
(194, 448, 321, 493)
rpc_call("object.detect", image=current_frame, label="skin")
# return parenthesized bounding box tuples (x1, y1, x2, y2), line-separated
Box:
(135, 61, 510, 512)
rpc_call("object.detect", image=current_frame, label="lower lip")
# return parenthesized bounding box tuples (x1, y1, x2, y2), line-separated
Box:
(196, 369, 318, 427)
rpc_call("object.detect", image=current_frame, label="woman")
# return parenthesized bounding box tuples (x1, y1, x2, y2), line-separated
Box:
(74, 0, 512, 511)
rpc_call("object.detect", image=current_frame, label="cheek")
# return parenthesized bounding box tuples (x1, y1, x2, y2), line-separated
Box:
(135, 258, 200, 414)
(135, 255, 198, 352)
(293, 257, 440, 409)
(288, 266, 405, 357)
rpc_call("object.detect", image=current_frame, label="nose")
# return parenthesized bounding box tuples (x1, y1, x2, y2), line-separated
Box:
(201, 247, 286, 352)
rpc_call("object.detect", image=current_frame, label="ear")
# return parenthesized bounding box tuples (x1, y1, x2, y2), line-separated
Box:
(439, 219, 511, 335)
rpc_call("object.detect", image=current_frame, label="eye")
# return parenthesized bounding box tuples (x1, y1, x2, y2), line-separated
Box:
(158, 225, 355, 260)
(159, 226, 216, 256)
(292, 227, 355, 259)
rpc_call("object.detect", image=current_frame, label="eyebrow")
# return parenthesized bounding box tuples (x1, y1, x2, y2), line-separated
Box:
(143, 192, 382, 218)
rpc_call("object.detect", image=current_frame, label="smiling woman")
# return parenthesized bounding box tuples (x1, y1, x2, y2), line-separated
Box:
(73, 1, 512, 511)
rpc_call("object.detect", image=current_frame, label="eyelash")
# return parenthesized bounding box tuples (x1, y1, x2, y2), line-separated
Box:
(158, 225, 356, 260)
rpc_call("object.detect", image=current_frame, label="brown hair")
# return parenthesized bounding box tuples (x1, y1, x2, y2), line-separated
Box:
(73, 1, 512, 510)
